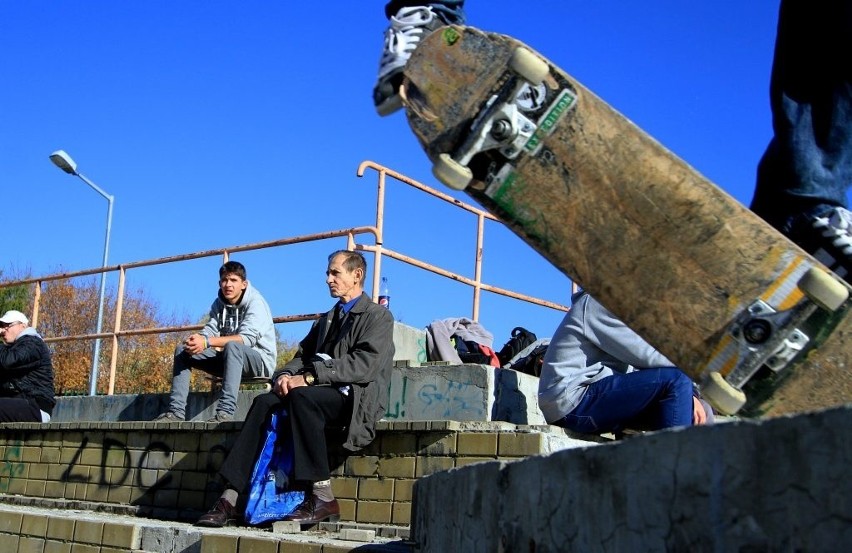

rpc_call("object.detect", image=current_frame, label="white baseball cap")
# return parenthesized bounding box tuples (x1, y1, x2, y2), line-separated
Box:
(0, 310, 28, 325)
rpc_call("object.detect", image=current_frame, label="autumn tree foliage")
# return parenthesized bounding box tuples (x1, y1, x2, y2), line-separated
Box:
(34, 278, 189, 395)
(277, 341, 299, 367)
(0, 272, 29, 315)
(1, 270, 302, 396)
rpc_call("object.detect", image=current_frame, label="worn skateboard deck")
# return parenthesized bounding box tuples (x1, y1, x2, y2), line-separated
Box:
(401, 26, 852, 417)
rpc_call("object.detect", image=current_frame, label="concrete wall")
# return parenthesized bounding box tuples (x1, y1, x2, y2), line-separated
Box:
(0, 419, 594, 527)
(412, 404, 852, 552)
(383, 364, 542, 425)
(53, 364, 545, 425)
(392, 322, 427, 364)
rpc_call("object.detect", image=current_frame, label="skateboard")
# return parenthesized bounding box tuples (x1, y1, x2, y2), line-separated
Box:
(400, 26, 852, 417)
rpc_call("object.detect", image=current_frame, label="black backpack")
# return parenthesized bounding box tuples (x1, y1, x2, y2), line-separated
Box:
(497, 327, 538, 366)
(509, 344, 549, 377)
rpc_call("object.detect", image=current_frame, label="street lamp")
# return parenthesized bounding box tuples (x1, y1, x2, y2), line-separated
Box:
(49, 150, 114, 396)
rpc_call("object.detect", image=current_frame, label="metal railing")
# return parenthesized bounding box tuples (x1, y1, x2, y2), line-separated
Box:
(357, 160, 569, 318)
(0, 160, 567, 395)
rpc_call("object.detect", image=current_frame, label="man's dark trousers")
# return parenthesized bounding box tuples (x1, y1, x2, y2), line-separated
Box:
(218, 386, 353, 493)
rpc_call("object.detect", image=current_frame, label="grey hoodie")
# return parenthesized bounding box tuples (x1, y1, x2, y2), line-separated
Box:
(201, 281, 277, 374)
(537, 290, 673, 423)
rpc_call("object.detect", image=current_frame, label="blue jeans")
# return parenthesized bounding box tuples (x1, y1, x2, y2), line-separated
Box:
(750, 0, 852, 232)
(556, 368, 694, 434)
(384, 0, 465, 23)
(168, 341, 268, 418)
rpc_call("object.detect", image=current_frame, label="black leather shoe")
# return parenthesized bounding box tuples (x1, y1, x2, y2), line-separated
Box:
(283, 494, 340, 525)
(196, 497, 238, 527)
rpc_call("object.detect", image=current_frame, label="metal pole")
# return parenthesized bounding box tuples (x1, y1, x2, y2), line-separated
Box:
(76, 172, 114, 396)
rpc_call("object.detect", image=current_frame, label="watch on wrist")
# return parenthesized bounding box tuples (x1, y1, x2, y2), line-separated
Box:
(304, 372, 316, 386)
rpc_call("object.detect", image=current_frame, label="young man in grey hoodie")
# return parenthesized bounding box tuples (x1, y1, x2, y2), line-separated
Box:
(538, 290, 712, 435)
(154, 261, 277, 423)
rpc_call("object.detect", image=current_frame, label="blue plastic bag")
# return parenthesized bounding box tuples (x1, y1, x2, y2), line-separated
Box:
(243, 408, 305, 525)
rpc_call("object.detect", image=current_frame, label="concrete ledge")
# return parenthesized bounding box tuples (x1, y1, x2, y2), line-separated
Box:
(52, 364, 544, 424)
(411, 404, 852, 552)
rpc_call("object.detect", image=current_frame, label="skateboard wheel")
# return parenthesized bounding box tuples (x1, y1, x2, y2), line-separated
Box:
(432, 153, 473, 190)
(702, 372, 746, 416)
(798, 266, 849, 312)
(510, 47, 549, 85)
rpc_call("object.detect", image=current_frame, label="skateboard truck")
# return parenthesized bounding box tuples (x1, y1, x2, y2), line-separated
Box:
(472, 94, 538, 160)
(432, 47, 550, 190)
(702, 300, 809, 416)
(702, 266, 849, 415)
(433, 90, 538, 192)
(727, 300, 810, 384)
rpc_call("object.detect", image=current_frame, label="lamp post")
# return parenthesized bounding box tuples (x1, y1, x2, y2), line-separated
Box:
(49, 150, 114, 396)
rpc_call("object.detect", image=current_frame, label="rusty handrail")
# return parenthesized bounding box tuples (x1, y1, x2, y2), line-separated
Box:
(357, 160, 568, 318)
(0, 227, 379, 289)
(2, 161, 567, 396)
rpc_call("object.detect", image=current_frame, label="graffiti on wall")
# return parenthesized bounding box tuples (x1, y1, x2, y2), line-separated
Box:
(0, 441, 24, 493)
(59, 436, 231, 492)
(385, 372, 486, 420)
(0, 433, 229, 501)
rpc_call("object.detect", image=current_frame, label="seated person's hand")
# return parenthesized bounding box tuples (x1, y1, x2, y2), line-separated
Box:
(183, 333, 207, 355)
(273, 373, 310, 396)
(692, 396, 708, 425)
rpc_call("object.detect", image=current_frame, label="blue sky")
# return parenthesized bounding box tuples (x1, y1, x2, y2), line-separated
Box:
(2, 1, 785, 345)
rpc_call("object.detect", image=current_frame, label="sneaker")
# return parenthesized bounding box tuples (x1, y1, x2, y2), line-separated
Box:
(788, 206, 852, 284)
(152, 411, 183, 422)
(373, 6, 445, 116)
(207, 412, 234, 423)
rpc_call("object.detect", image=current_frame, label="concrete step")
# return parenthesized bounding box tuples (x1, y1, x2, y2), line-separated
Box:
(0, 500, 412, 552)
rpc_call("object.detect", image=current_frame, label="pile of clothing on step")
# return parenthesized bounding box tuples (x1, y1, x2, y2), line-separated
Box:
(425, 318, 549, 376)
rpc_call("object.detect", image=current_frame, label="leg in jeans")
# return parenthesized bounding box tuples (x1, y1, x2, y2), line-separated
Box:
(557, 368, 694, 434)
(750, 0, 852, 232)
(168, 344, 223, 419)
(217, 341, 267, 416)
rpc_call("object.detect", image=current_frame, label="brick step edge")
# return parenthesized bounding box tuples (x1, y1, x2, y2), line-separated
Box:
(0, 493, 413, 544)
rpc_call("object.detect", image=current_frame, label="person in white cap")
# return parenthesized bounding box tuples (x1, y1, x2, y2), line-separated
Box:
(0, 310, 56, 422)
